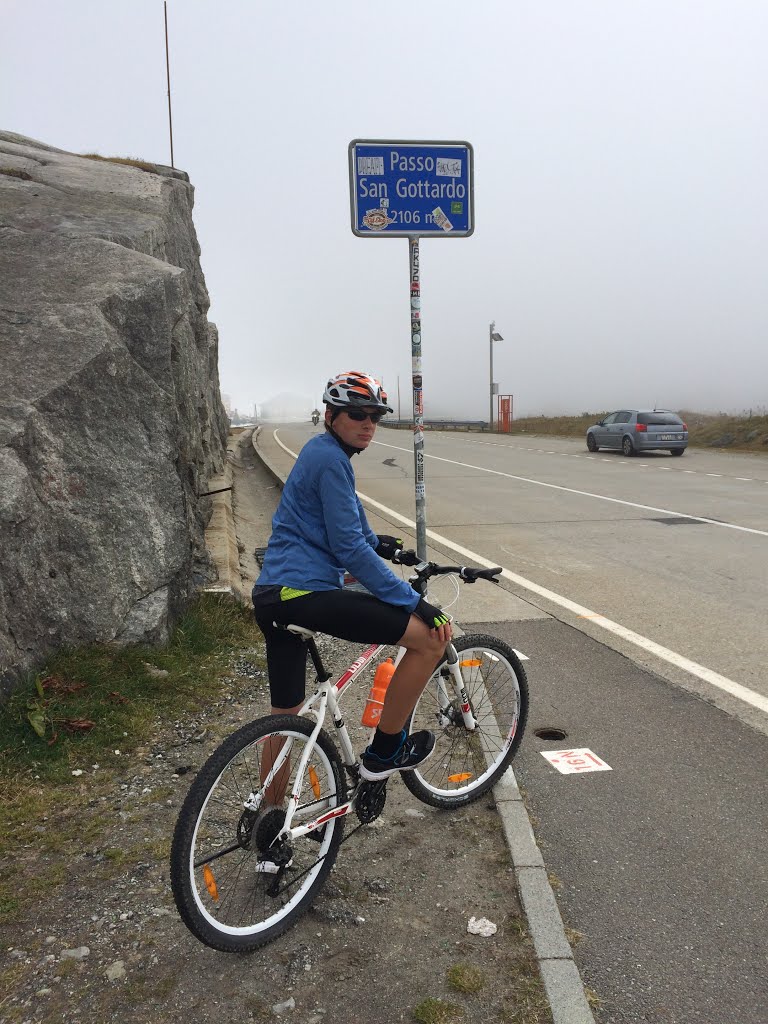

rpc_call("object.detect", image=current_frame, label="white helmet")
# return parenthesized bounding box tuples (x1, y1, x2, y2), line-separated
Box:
(323, 371, 392, 412)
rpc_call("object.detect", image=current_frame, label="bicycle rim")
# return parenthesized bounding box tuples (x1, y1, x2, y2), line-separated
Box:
(402, 634, 528, 808)
(170, 716, 346, 952)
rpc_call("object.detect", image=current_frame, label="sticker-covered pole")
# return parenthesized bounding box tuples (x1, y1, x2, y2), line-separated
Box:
(409, 237, 427, 560)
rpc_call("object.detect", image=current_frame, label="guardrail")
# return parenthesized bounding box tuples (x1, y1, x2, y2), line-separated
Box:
(380, 419, 493, 432)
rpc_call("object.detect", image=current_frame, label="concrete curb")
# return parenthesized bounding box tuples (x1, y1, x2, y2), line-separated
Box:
(201, 454, 244, 600)
(250, 425, 597, 1024)
(251, 425, 288, 491)
(494, 770, 596, 1023)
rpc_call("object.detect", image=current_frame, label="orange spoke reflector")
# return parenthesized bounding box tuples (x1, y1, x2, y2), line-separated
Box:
(460, 659, 482, 667)
(203, 864, 219, 902)
(309, 765, 321, 799)
(447, 772, 473, 783)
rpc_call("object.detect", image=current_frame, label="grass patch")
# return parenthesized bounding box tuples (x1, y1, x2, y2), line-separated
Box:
(0, 593, 257, 778)
(413, 998, 465, 1024)
(447, 963, 485, 994)
(0, 594, 263, 924)
(506, 410, 768, 452)
(586, 987, 604, 1009)
(79, 153, 161, 173)
(123, 971, 180, 1003)
(0, 167, 33, 180)
(498, 951, 551, 1023)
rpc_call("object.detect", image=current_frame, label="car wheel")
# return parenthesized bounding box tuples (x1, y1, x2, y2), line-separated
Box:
(622, 435, 635, 457)
(670, 448, 685, 457)
(586, 434, 598, 452)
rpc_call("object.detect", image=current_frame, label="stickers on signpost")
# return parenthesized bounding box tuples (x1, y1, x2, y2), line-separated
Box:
(540, 748, 612, 775)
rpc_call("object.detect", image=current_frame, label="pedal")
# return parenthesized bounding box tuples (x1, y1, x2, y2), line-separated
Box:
(355, 780, 388, 824)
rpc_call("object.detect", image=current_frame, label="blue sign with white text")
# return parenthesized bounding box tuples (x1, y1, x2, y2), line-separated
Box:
(349, 139, 474, 238)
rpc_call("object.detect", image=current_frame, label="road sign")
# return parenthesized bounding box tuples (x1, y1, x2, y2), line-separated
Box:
(349, 139, 474, 238)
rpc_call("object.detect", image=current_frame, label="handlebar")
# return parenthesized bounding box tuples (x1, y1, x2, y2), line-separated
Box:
(392, 549, 502, 589)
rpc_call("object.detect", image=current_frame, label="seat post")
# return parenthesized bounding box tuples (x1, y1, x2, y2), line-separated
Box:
(306, 637, 333, 683)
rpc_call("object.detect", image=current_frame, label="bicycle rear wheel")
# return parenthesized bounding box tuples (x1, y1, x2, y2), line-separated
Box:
(402, 634, 528, 809)
(170, 714, 346, 952)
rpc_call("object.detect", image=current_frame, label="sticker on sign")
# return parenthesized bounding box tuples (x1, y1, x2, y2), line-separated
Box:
(349, 139, 474, 238)
(540, 748, 612, 774)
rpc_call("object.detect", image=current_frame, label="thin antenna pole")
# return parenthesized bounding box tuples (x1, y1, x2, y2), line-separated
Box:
(164, 1, 175, 168)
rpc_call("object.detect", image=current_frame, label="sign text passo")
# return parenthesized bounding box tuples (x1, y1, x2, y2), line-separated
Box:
(349, 140, 474, 238)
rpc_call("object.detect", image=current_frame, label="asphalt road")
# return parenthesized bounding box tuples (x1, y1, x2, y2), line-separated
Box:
(356, 429, 768, 721)
(269, 424, 768, 1023)
(487, 614, 768, 1024)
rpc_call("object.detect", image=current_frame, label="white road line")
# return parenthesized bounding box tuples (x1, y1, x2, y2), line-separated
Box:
(460, 438, 768, 486)
(372, 440, 768, 538)
(273, 430, 768, 717)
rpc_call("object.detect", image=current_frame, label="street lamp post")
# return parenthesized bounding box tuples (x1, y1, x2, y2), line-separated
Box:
(489, 322, 503, 431)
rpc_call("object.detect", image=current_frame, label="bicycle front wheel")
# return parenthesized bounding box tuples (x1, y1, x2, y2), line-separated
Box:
(402, 634, 528, 809)
(170, 715, 346, 952)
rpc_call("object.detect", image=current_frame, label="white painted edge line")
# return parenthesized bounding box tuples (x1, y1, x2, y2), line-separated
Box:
(460, 437, 768, 486)
(267, 430, 598, 1023)
(372, 439, 768, 538)
(274, 430, 768, 716)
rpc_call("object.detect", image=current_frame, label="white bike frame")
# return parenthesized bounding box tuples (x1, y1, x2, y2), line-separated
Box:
(245, 629, 477, 845)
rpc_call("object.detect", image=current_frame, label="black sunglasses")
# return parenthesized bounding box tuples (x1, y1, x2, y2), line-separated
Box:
(345, 410, 384, 424)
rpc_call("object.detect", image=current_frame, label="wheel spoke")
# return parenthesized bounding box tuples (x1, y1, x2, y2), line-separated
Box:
(170, 716, 346, 951)
(403, 636, 528, 808)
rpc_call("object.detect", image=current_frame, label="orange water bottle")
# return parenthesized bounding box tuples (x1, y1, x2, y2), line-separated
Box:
(361, 658, 396, 727)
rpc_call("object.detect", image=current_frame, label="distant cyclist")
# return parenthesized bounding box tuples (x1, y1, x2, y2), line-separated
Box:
(253, 370, 452, 780)
(311, 408, 320, 426)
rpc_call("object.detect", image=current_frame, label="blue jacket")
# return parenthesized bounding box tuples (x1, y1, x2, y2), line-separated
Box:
(254, 432, 419, 611)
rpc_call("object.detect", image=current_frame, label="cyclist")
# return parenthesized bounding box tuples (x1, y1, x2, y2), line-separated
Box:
(311, 408, 320, 425)
(252, 370, 452, 782)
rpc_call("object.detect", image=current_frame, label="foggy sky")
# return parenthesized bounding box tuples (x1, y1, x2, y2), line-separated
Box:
(4, 1, 767, 419)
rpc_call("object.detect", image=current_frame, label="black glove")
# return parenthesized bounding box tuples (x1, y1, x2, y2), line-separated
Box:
(414, 597, 451, 630)
(392, 548, 419, 566)
(375, 535, 404, 561)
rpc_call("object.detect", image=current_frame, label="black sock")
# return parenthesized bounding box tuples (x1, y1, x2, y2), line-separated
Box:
(370, 727, 406, 759)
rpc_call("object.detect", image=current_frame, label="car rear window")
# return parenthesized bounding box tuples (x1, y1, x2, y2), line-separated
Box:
(638, 413, 683, 426)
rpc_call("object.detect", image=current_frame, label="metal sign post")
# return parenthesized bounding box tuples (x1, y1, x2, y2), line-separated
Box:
(349, 139, 474, 560)
(409, 236, 426, 557)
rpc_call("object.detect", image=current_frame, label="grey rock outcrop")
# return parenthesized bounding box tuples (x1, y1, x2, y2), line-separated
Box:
(0, 131, 228, 694)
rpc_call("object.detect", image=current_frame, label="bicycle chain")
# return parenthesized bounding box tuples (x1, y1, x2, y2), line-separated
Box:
(266, 781, 388, 897)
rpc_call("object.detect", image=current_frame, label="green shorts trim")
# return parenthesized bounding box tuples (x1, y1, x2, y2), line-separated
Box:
(280, 587, 312, 601)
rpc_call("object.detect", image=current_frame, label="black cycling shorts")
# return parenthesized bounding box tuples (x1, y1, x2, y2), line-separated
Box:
(252, 587, 412, 709)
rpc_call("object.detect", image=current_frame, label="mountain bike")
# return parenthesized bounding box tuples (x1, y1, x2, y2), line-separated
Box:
(170, 556, 529, 952)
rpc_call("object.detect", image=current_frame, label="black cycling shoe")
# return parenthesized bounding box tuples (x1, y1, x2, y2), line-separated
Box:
(360, 730, 436, 782)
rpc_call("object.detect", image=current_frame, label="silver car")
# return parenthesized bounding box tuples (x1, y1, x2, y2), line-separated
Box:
(586, 410, 688, 457)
